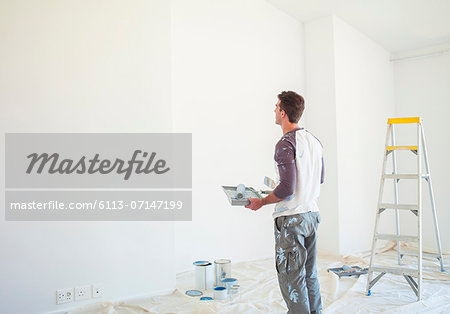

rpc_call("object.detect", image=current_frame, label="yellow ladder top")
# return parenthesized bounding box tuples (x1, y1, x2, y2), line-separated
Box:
(386, 146, 418, 151)
(387, 117, 421, 124)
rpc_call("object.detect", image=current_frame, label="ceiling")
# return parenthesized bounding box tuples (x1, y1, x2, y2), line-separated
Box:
(266, 0, 450, 54)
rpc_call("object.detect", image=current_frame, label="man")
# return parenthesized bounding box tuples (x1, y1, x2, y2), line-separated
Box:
(246, 91, 324, 314)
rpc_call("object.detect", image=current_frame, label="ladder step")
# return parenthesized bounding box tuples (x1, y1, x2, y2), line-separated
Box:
(387, 117, 421, 124)
(375, 234, 418, 242)
(401, 252, 442, 259)
(379, 203, 418, 210)
(386, 146, 418, 151)
(370, 266, 419, 277)
(383, 174, 429, 179)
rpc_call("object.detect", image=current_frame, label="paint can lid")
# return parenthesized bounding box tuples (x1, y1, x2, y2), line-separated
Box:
(214, 286, 226, 291)
(214, 259, 231, 264)
(221, 278, 237, 282)
(193, 261, 211, 266)
(200, 296, 213, 301)
(185, 290, 203, 297)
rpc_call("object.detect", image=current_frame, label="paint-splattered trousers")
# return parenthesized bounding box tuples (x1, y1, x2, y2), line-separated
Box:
(274, 211, 322, 314)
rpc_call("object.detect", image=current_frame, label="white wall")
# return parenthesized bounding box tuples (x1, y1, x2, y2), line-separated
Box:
(0, 1, 175, 313)
(305, 16, 395, 255)
(304, 16, 340, 254)
(171, 0, 305, 273)
(393, 53, 450, 253)
(333, 17, 395, 255)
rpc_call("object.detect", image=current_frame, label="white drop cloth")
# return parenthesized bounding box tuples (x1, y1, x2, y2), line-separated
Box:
(69, 242, 450, 314)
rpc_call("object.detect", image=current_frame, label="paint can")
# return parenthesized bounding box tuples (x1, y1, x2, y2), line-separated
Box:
(214, 259, 231, 287)
(230, 284, 240, 303)
(193, 261, 213, 290)
(213, 287, 227, 300)
(221, 278, 238, 294)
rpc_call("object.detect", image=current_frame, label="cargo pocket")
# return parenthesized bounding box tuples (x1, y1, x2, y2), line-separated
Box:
(286, 247, 299, 275)
(276, 246, 297, 276)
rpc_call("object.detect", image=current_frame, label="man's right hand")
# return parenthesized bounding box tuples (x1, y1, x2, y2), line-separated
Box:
(245, 198, 264, 211)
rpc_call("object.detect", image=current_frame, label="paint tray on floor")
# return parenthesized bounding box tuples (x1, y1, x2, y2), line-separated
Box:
(327, 265, 369, 278)
(222, 185, 262, 206)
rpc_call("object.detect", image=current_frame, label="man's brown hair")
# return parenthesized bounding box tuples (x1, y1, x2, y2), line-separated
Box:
(277, 91, 305, 123)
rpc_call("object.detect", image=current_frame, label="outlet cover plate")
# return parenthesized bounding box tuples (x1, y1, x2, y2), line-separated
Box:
(92, 283, 104, 298)
(75, 285, 91, 301)
(56, 288, 74, 304)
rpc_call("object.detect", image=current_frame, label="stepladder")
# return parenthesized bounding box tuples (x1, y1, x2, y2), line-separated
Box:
(366, 117, 445, 301)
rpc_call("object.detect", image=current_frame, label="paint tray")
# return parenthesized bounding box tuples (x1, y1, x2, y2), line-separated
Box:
(327, 265, 369, 278)
(222, 185, 263, 206)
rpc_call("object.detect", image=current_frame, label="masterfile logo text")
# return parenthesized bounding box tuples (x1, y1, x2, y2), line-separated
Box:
(26, 150, 170, 180)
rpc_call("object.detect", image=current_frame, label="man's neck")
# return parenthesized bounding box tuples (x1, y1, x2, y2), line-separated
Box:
(282, 122, 300, 135)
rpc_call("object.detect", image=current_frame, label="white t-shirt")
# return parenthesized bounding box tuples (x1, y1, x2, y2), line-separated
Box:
(272, 128, 324, 219)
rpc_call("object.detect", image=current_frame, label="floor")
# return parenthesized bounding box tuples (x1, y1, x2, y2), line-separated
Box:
(70, 242, 450, 313)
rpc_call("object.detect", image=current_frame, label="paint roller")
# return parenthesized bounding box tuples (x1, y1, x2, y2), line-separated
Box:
(264, 176, 277, 189)
(235, 184, 246, 199)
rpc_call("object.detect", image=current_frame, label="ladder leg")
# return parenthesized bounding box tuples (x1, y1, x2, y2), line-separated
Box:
(421, 125, 445, 272)
(367, 125, 391, 295)
(367, 209, 381, 294)
(368, 272, 386, 291)
(391, 125, 402, 265)
(404, 275, 419, 298)
(417, 123, 423, 301)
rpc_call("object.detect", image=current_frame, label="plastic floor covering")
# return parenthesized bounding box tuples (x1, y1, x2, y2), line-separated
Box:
(70, 242, 450, 314)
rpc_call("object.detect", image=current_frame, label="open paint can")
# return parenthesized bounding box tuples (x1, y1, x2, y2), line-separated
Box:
(213, 286, 227, 300)
(214, 259, 231, 287)
(221, 278, 238, 293)
(193, 261, 213, 290)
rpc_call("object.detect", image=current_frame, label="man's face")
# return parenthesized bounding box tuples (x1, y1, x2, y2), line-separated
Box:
(274, 100, 282, 125)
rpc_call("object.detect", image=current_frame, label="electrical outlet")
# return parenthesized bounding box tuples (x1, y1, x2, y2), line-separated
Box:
(56, 288, 74, 304)
(92, 283, 104, 298)
(75, 285, 91, 301)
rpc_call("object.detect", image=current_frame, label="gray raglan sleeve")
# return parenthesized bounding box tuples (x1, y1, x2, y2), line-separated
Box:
(273, 140, 296, 200)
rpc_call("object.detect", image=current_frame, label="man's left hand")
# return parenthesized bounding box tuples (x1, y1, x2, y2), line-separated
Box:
(245, 198, 264, 211)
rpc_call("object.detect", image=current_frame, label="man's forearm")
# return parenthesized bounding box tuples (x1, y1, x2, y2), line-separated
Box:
(246, 191, 285, 211)
(262, 192, 283, 206)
